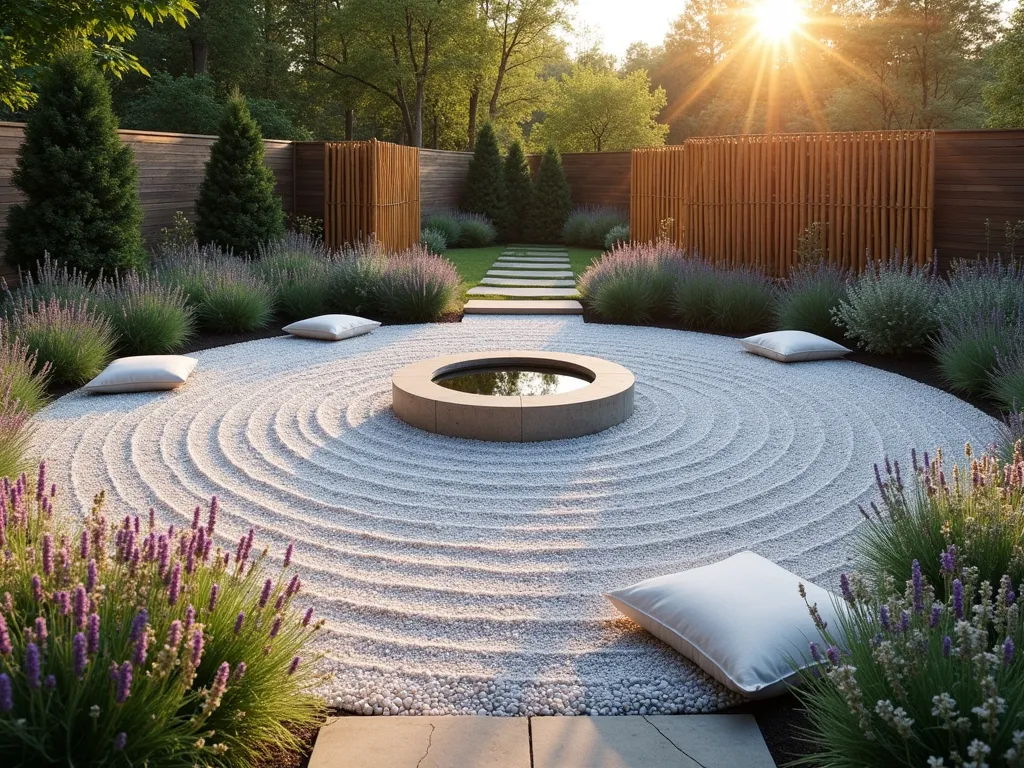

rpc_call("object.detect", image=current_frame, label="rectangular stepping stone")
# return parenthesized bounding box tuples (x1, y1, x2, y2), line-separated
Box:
(467, 287, 579, 297)
(531, 715, 774, 768)
(497, 257, 570, 264)
(464, 299, 583, 315)
(493, 262, 571, 270)
(309, 716, 530, 768)
(481, 277, 577, 287)
(487, 270, 574, 278)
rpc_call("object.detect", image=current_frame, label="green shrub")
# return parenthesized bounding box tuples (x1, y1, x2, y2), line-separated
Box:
(775, 261, 847, 342)
(377, 248, 460, 322)
(0, 468, 324, 766)
(856, 445, 1024, 589)
(159, 212, 197, 253)
(4, 51, 145, 276)
(579, 241, 678, 324)
(710, 268, 775, 334)
(934, 313, 1023, 398)
(195, 93, 285, 254)
(254, 235, 333, 321)
(0, 324, 49, 416)
(604, 224, 629, 250)
(453, 213, 497, 247)
(97, 272, 195, 355)
(119, 72, 224, 137)
(526, 147, 572, 244)
(12, 297, 115, 386)
(833, 257, 937, 355)
(936, 258, 1024, 332)
(420, 228, 448, 256)
(462, 123, 508, 238)
(669, 263, 720, 330)
(797, 550, 1024, 768)
(561, 207, 628, 249)
(503, 141, 533, 242)
(421, 212, 461, 248)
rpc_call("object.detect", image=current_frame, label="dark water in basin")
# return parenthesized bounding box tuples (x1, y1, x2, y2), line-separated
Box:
(433, 366, 591, 396)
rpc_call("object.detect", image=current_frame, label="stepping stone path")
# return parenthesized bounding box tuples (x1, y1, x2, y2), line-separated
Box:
(467, 246, 578, 299)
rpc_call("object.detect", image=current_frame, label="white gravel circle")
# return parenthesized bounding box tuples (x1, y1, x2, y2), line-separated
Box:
(32, 316, 997, 716)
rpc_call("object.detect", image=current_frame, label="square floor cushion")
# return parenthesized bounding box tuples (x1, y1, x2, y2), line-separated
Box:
(85, 355, 198, 394)
(739, 330, 850, 363)
(604, 551, 841, 698)
(283, 314, 381, 341)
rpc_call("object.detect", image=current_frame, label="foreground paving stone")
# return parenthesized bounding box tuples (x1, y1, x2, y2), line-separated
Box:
(309, 716, 530, 768)
(532, 715, 775, 768)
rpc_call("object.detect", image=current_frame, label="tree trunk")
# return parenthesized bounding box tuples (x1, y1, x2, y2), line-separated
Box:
(432, 111, 439, 149)
(191, 38, 209, 75)
(468, 86, 480, 148)
(413, 81, 424, 147)
(345, 109, 354, 140)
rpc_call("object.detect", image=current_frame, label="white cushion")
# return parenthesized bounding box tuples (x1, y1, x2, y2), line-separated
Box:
(604, 551, 841, 698)
(283, 314, 380, 341)
(740, 330, 850, 362)
(85, 355, 198, 394)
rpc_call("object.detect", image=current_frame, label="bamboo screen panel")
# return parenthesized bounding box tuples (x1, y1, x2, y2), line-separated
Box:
(324, 140, 420, 251)
(631, 131, 935, 276)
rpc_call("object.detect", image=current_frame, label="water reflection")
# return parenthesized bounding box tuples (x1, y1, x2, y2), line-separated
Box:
(434, 366, 591, 396)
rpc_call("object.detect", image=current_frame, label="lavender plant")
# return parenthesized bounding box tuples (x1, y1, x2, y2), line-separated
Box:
(668, 258, 720, 330)
(934, 311, 1024, 399)
(452, 212, 497, 248)
(376, 246, 461, 322)
(420, 227, 448, 256)
(834, 255, 938, 355)
(254, 233, 333, 320)
(96, 271, 196, 355)
(856, 444, 1024, 590)
(561, 206, 629, 249)
(10, 297, 115, 386)
(796, 554, 1024, 768)
(997, 416, 1024, 465)
(603, 224, 629, 251)
(994, 346, 1024, 413)
(0, 464, 324, 766)
(709, 266, 776, 334)
(579, 241, 680, 324)
(776, 260, 848, 342)
(0, 385, 35, 480)
(0, 323, 49, 416)
(7, 254, 94, 314)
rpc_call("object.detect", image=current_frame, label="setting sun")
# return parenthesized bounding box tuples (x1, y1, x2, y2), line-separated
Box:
(751, 0, 806, 41)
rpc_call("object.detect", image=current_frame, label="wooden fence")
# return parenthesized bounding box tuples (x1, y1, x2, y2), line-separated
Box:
(323, 140, 420, 251)
(631, 131, 936, 276)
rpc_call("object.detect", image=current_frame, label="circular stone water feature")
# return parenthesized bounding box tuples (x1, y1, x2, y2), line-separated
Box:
(392, 351, 634, 442)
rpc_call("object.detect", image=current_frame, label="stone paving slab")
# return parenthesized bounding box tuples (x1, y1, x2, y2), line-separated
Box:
(464, 300, 583, 315)
(532, 715, 775, 768)
(497, 257, 570, 263)
(493, 262, 571, 270)
(309, 716, 530, 768)
(486, 270, 574, 279)
(467, 287, 580, 297)
(481, 278, 577, 287)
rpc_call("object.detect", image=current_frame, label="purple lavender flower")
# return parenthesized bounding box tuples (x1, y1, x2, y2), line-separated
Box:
(190, 630, 204, 667)
(284, 541, 294, 568)
(132, 627, 149, 668)
(1005, 637, 1016, 666)
(809, 642, 820, 662)
(286, 574, 301, 599)
(234, 611, 245, 634)
(25, 642, 40, 689)
(940, 545, 957, 576)
(879, 605, 891, 632)
(874, 463, 884, 493)
(54, 591, 70, 615)
(113, 733, 127, 752)
(274, 593, 285, 612)
(211, 661, 230, 699)
(302, 607, 313, 627)
(133, 515, 139, 535)
(234, 535, 246, 566)
(115, 661, 132, 703)
(930, 604, 942, 628)
(157, 535, 169, 575)
(1004, 575, 1016, 607)
(0, 614, 10, 655)
(167, 620, 183, 649)
(911, 560, 923, 613)
(898, 610, 910, 633)
(72, 585, 87, 629)
(840, 573, 854, 604)
(943, 635, 953, 657)
(258, 578, 272, 609)
(73, 632, 87, 678)
(191, 505, 200, 530)
(129, 609, 148, 643)
(86, 560, 97, 593)
(208, 584, 220, 613)
(233, 661, 247, 681)
(44, 674, 55, 690)
(168, 562, 181, 606)
(34, 616, 47, 648)
(31, 575, 41, 602)
(79, 529, 89, 560)
(826, 646, 840, 666)
(0, 673, 11, 711)
(269, 615, 282, 639)
(184, 604, 195, 633)
(87, 613, 100, 654)
(148, 507, 155, 531)
(207, 496, 218, 536)
(36, 461, 45, 501)
(953, 579, 964, 620)
(288, 656, 301, 675)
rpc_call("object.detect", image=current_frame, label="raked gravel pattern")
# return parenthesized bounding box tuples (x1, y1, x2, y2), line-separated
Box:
(32, 316, 997, 717)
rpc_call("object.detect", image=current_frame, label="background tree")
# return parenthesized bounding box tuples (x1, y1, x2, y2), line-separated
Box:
(983, 3, 1024, 128)
(1, 0, 197, 110)
(532, 67, 668, 151)
(4, 51, 145, 275)
(503, 140, 533, 241)
(526, 146, 571, 242)
(195, 93, 284, 252)
(462, 123, 510, 233)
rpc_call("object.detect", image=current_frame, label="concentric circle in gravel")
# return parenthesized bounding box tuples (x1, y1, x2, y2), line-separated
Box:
(33, 316, 997, 717)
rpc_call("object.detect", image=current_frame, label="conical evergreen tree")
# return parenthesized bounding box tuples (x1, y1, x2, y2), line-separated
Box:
(5, 50, 145, 276)
(526, 147, 572, 244)
(195, 92, 284, 253)
(461, 123, 508, 237)
(502, 141, 533, 243)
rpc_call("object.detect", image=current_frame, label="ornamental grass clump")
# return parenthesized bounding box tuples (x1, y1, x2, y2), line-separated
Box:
(561, 206, 628, 249)
(0, 330, 46, 478)
(376, 247, 460, 322)
(994, 348, 1024, 413)
(797, 555, 1024, 768)
(775, 260, 848, 342)
(451, 212, 497, 248)
(0, 465, 324, 766)
(254, 233, 333, 320)
(420, 227, 448, 256)
(578, 241, 679, 325)
(669, 259, 720, 331)
(96, 271, 195, 356)
(328, 243, 388, 317)
(9, 254, 94, 315)
(10, 297, 114, 386)
(855, 444, 1024, 590)
(421, 212, 461, 248)
(934, 311, 1024, 399)
(833, 255, 938, 355)
(709, 267, 775, 334)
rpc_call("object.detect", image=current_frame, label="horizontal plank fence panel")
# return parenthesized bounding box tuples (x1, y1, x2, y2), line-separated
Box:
(631, 131, 935, 277)
(420, 149, 472, 214)
(0, 122, 294, 280)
